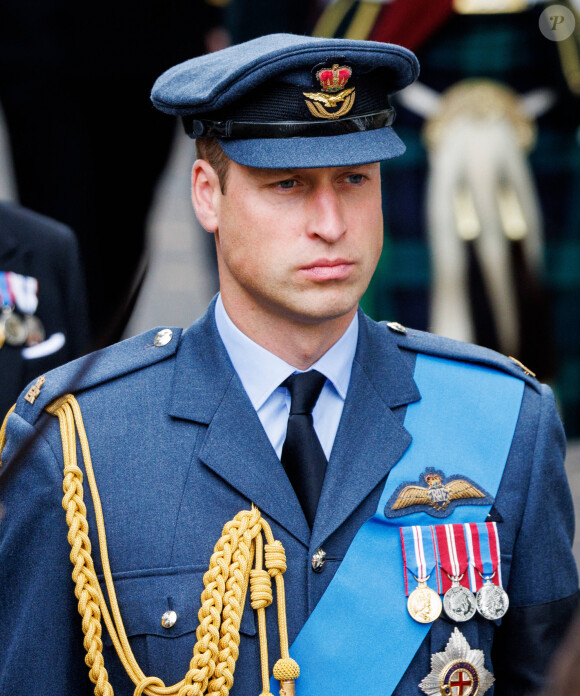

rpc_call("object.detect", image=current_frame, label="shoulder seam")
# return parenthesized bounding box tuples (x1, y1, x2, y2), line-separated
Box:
(14, 327, 183, 425)
(381, 323, 541, 393)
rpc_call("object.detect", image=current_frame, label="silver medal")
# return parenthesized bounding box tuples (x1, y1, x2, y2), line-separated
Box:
(444, 579, 477, 623)
(24, 314, 45, 346)
(476, 578, 509, 620)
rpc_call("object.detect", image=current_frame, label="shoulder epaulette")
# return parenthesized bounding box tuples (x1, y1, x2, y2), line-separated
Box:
(15, 327, 183, 424)
(383, 321, 541, 392)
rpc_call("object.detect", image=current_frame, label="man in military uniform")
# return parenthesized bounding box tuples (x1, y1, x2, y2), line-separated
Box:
(0, 202, 89, 417)
(0, 34, 577, 696)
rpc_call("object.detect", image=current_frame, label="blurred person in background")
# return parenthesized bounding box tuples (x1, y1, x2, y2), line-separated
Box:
(0, 202, 89, 417)
(0, 0, 227, 348)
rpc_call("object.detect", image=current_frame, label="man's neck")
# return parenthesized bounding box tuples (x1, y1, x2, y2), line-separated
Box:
(219, 294, 357, 371)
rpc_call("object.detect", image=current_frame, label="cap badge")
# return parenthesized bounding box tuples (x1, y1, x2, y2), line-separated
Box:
(303, 64, 355, 120)
(385, 467, 492, 519)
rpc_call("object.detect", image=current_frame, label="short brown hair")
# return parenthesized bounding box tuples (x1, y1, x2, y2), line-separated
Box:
(195, 137, 231, 194)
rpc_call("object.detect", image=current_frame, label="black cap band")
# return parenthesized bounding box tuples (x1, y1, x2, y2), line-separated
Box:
(184, 107, 396, 140)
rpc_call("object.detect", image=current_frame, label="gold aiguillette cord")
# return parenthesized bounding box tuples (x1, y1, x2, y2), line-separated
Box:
(45, 393, 300, 696)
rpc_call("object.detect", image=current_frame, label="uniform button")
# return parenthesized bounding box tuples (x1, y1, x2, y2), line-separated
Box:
(161, 610, 177, 628)
(311, 548, 327, 573)
(154, 328, 173, 347)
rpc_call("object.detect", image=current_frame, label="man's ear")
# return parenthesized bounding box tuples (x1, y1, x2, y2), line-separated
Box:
(191, 159, 221, 233)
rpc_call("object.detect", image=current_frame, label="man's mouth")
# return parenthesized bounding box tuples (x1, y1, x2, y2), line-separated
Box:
(299, 259, 354, 280)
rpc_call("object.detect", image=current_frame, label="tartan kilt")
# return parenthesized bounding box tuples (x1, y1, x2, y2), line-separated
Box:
(355, 8, 580, 437)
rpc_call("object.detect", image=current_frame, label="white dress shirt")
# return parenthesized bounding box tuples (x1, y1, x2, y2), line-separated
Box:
(214, 294, 358, 460)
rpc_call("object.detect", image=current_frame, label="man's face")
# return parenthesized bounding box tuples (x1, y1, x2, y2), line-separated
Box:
(210, 160, 383, 327)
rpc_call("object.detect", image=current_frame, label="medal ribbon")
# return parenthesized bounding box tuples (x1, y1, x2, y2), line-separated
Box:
(0, 272, 14, 309)
(434, 524, 472, 593)
(8, 272, 39, 315)
(465, 522, 502, 591)
(400, 525, 441, 595)
(271, 355, 523, 696)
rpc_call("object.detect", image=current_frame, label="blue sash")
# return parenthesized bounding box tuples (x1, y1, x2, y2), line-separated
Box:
(271, 354, 524, 696)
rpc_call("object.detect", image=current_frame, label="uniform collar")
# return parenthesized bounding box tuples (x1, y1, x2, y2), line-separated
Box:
(167, 297, 420, 547)
(214, 293, 358, 408)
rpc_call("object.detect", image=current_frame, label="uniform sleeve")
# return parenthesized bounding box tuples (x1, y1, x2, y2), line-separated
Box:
(0, 412, 93, 694)
(492, 383, 579, 695)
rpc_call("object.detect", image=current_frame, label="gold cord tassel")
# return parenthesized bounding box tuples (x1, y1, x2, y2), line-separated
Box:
(45, 394, 299, 696)
(0, 404, 16, 469)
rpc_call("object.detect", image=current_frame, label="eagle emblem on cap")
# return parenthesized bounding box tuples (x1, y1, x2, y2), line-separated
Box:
(303, 64, 355, 120)
(385, 467, 492, 519)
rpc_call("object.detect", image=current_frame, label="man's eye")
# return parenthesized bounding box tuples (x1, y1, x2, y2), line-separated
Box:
(347, 174, 364, 184)
(277, 179, 296, 189)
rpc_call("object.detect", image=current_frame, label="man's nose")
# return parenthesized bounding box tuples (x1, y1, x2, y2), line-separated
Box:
(305, 187, 347, 242)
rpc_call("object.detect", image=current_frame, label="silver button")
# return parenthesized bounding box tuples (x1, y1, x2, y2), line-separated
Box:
(161, 610, 177, 628)
(311, 548, 327, 573)
(153, 329, 173, 347)
(387, 321, 407, 335)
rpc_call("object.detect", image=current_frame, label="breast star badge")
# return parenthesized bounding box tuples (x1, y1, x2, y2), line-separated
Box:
(419, 628, 494, 696)
(385, 467, 493, 519)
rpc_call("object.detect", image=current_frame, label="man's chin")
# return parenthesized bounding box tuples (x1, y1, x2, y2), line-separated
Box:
(284, 297, 360, 326)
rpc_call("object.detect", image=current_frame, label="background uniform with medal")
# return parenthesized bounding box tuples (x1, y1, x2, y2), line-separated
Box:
(0, 202, 89, 418)
(0, 33, 578, 696)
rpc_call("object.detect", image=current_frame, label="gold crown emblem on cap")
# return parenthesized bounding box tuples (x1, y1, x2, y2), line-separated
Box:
(303, 63, 356, 120)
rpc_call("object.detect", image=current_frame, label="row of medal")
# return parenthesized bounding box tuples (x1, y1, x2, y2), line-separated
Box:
(401, 521, 509, 624)
(0, 271, 45, 349)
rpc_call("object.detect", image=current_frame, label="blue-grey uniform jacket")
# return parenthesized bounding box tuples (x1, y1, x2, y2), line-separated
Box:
(0, 301, 578, 695)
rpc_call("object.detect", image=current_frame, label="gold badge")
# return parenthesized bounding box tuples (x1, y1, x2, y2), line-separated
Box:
(25, 375, 46, 404)
(508, 356, 536, 378)
(391, 471, 486, 515)
(303, 64, 355, 120)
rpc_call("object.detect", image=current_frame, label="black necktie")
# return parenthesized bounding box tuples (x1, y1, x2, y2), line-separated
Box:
(281, 370, 328, 528)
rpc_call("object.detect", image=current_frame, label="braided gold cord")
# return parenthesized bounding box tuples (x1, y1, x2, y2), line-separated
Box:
(0, 403, 16, 469)
(45, 394, 297, 696)
(50, 397, 113, 696)
(250, 532, 272, 695)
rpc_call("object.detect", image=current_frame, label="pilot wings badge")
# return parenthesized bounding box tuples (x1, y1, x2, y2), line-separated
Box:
(385, 467, 493, 519)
